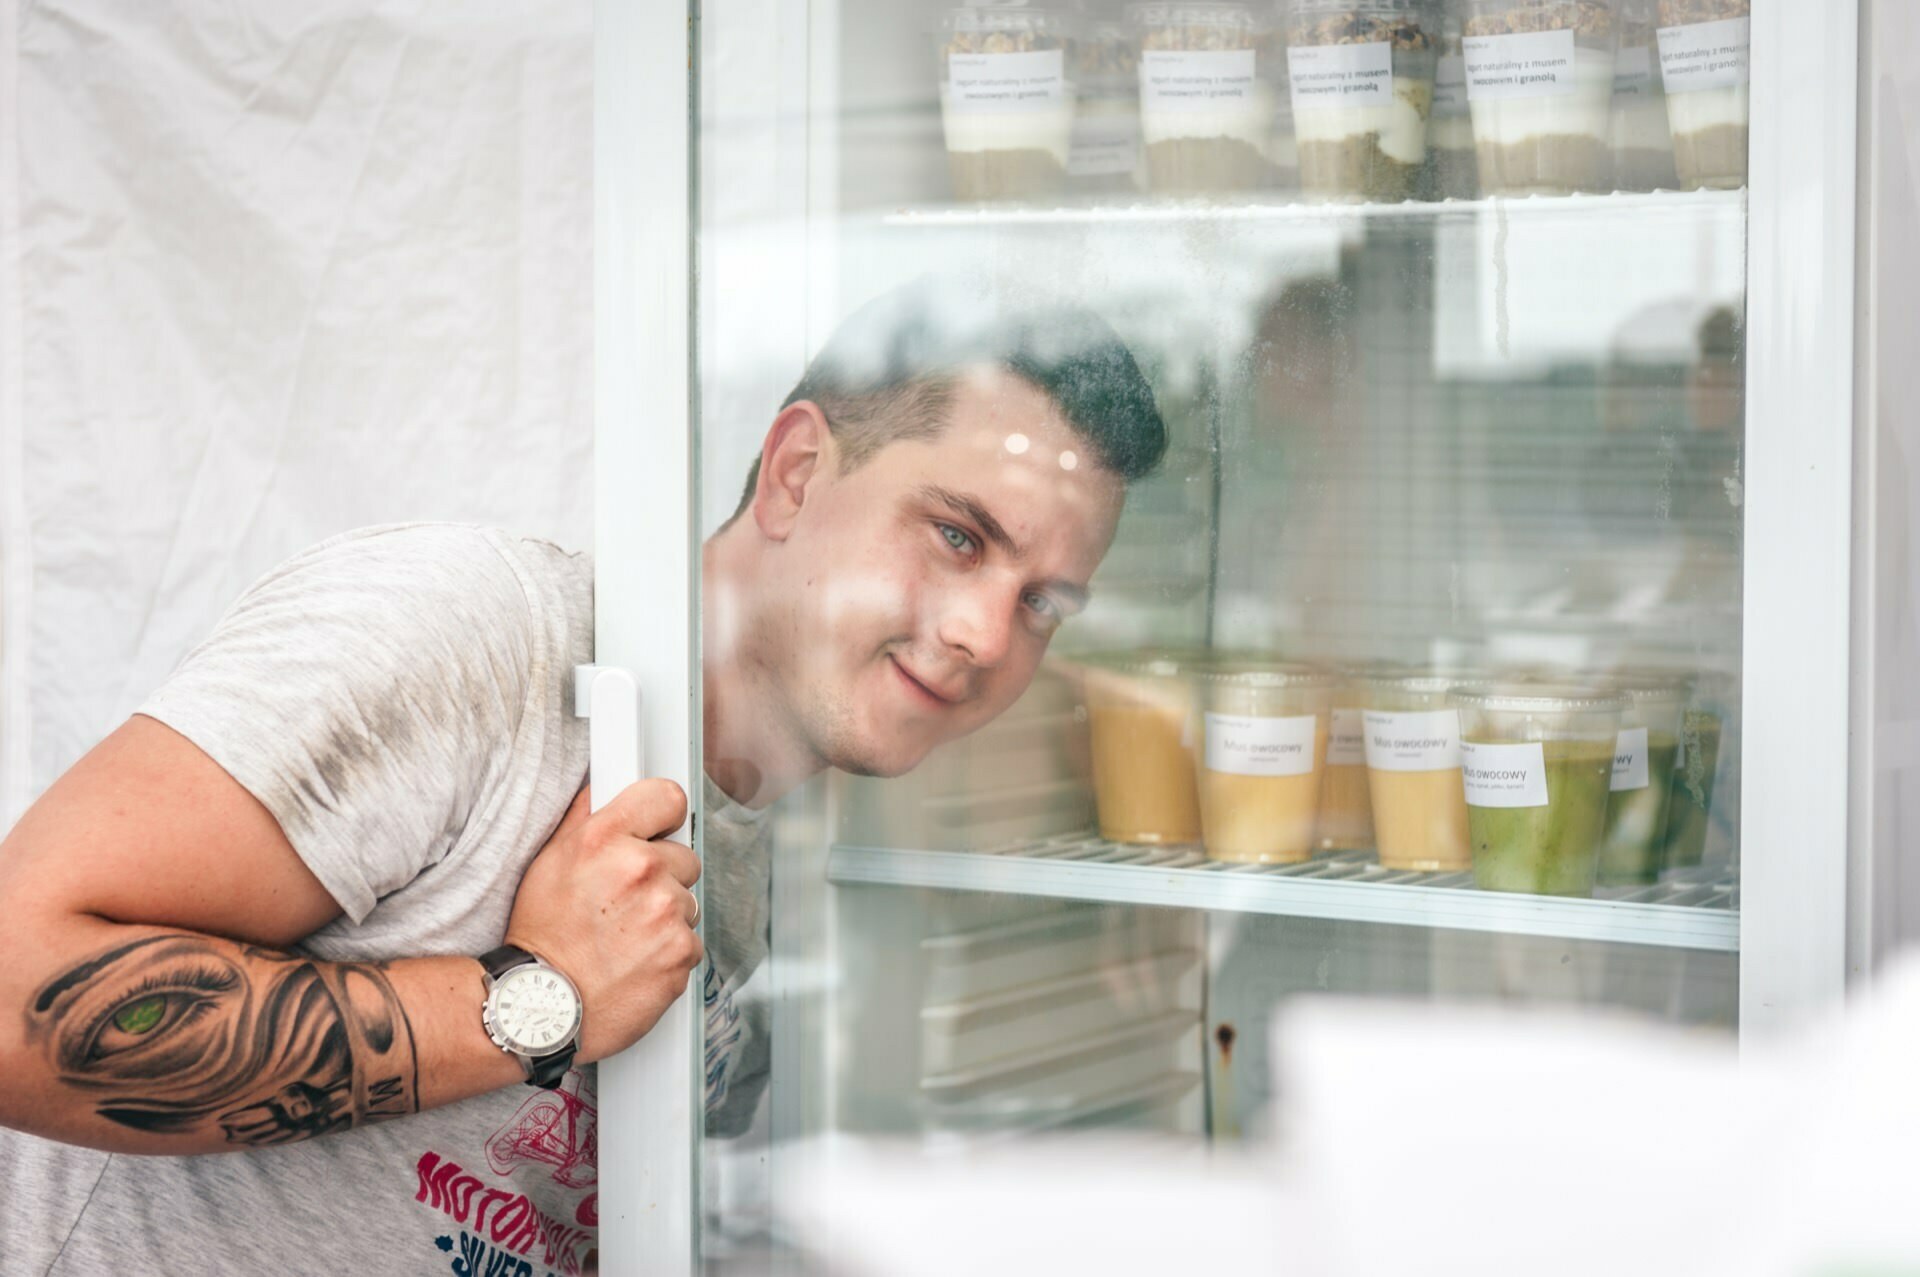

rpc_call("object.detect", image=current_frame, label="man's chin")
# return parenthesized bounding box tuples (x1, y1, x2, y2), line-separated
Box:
(827, 736, 935, 780)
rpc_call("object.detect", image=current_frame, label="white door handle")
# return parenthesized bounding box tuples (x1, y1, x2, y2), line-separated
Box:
(574, 664, 643, 813)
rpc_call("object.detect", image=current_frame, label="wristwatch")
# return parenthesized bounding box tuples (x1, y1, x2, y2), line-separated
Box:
(479, 944, 583, 1089)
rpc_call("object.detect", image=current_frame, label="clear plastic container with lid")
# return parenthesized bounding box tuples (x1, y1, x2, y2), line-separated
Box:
(1128, 2, 1277, 193)
(1608, 0, 1675, 191)
(1462, 0, 1622, 195)
(1284, 0, 1439, 203)
(1655, 0, 1749, 190)
(1069, 0, 1146, 191)
(1662, 670, 1733, 868)
(1596, 673, 1690, 885)
(1356, 669, 1476, 871)
(1423, 0, 1478, 198)
(1080, 649, 1208, 844)
(1195, 663, 1336, 863)
(1450, 682, 1626, 897)
(938, 1, 1082, 202)
(1313, 666, 1384, 851)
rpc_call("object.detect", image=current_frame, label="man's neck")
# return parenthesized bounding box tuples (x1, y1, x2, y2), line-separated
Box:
(700, 528, 823, 810)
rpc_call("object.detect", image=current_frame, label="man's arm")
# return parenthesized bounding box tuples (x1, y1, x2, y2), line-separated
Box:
(0, 715, 702, 1155)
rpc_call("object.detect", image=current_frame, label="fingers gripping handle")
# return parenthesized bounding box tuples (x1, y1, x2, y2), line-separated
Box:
(574, 665, 643, 815)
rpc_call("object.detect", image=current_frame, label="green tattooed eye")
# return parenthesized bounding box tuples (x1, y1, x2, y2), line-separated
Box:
(112, 996, 167, 1036)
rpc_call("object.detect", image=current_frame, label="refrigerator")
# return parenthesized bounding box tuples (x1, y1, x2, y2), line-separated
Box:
(587, 0, 1884, 1271)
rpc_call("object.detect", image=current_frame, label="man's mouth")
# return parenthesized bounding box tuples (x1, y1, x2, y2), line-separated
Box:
(888, 655, 961, 708)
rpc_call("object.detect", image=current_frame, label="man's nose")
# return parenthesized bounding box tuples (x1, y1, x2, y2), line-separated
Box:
(935, 578, 1017, 669)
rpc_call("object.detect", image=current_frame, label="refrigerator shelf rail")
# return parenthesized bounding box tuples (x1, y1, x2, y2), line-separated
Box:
(829, 836, 1739, 953)
(880, 187, 1746, 230)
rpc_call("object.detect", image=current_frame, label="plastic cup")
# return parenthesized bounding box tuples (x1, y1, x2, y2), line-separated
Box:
(1070, 2, 1147, 191)
(1608, 0, 1676, 190)
(939, 2, 1080, 201)
(1285, 0, 1438, 203)
(1129, 2, 1277, 193)
(1655, 0, 1749, 190)
(1452, 682, 1626, 897)
(1082, 650, 1206, 843)
(1463, 0, 1621, 195)
(1425, 1, 1479, 198)
(1595, 674, 1689, 885)
(1313, 672, 1377, 851)
(1662, 673, 1731, 868)
(1358, 670, 1475, 871)
(1196, 664, 1336, 862)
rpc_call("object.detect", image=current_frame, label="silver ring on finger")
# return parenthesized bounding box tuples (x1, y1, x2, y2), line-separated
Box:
(689, 895, 701, 928)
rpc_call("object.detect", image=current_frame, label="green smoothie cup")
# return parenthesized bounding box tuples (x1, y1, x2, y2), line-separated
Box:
(1596, 674, 1689, 886)
(1451, 683, 1626, 897)
(1662, 672, 1732, 869)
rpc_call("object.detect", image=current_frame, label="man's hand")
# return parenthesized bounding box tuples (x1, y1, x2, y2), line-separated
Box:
(503, 780, 703, 1063)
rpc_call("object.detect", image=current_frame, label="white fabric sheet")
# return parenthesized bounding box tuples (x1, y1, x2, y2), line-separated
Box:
(1, 0, 593, 826)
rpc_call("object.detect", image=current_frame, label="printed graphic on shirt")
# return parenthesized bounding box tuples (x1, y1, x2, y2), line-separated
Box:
(414, 1070, 599, 1277)
(704, 963, 745, 1113)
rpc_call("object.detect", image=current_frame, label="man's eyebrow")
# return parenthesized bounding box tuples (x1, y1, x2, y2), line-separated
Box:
(918, 484, 1024, 558)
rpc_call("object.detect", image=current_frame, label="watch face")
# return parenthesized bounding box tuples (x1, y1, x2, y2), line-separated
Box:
(490, 965, 581, 1055)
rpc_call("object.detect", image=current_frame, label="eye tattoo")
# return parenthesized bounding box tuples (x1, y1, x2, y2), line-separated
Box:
(26, 935, 420, 1147)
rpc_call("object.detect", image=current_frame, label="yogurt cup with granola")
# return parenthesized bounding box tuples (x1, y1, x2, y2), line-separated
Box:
(1608, 0, 1676, 190)
(1463, 0, 1621, 195)
(1284, 0, 1437, 203)
(1130, 2, 1277, 193)
(1425, 1, 1478, 198)
(1656, 0, 1748, 189)
(1070, 1, 1146, 192)
(939, 2, 1080, 201)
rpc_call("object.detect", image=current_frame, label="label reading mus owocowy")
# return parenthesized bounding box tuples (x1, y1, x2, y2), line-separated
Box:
(1433, 53, 1469, 116)
(946, 49, 1068, 112)
(1460, 740, 1549, 808)
(1656, 17, 1750, 93)
(1362, 709, 1462, 772)
(1288, 41, 1393, 110)
(1611, 726, 1650, 792)
(1139, 49, 1259, 111)
(1205, 712, 1318, 777)
(1613, 44, 1656, 98)
(1327, 708, 1366, 767)
(1068, 104, 1140, 176)
(1463, 29, 1578, 100)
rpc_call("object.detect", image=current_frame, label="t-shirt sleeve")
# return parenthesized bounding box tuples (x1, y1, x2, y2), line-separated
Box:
(138, 525, 541, 924)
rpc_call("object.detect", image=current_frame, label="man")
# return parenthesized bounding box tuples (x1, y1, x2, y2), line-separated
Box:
(0, 283, 1166, 1275)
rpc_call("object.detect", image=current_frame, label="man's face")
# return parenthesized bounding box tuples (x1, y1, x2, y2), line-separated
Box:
(767, 369, 1125, 778)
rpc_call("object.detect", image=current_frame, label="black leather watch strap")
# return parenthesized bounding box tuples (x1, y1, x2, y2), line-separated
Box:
(479, 944, 535, 981)
(479, 944, 578, 1090)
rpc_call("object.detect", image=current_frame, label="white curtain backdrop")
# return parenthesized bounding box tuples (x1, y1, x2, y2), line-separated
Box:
(0, 0, 593, 827)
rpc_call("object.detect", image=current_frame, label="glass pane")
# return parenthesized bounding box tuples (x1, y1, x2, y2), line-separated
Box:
(695, 0, 1745, 1266)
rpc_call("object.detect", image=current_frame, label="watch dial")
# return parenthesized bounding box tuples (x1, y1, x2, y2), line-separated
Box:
(494, 966, 580, 1054)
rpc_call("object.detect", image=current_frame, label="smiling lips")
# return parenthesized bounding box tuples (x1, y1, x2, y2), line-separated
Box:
(889, 654, 964, 708)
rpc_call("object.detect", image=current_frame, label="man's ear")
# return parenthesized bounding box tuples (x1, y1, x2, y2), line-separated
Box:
(751, 401, 835, 542)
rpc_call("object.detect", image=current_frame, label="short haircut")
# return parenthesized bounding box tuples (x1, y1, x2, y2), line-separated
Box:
(733, 279, 1167, 516)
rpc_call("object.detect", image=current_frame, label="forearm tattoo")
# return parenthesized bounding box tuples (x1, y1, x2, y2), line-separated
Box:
(26, 936, 419, 1146)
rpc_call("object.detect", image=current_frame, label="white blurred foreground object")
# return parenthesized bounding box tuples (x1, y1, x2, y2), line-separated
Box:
(789, 955, 1920, 1277)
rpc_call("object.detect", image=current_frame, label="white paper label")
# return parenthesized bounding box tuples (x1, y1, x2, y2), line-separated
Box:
(1657, 18, 1750, 92)
(1463, 29, 1578, 100)
(1328, 708, 1367, 767)
(1205, 713, 1318, 777)
(1613, 44, 1655, 98)
(1434, 53, 1469, 116)
(1139, 49, 1259, 111)
(946, 49, 1068, 112)
(1460, 740, 1549, 808)
(1362, 709, 1462, 772)
(1287, 41, 1394, 110)
(1611, 727, 1650, 792)
(1068, 108, 1140, 176)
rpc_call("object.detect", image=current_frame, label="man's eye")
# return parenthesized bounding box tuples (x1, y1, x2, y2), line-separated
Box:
(937, 523, 975, 554)
(1023, 592, 1061, 621)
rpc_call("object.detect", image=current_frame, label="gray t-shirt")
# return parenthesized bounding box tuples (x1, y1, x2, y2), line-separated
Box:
(0, 523, 770, 1276)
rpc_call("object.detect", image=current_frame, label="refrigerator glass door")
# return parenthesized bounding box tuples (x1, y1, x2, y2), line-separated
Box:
(596, 0, 1850, 1270)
